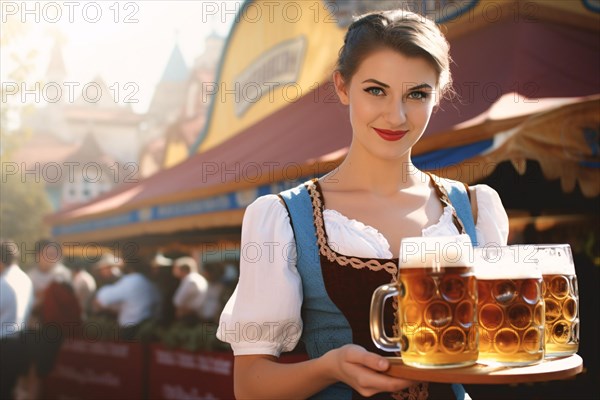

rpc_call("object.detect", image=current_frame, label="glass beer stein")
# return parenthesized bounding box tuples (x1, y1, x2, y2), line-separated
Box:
(536, 244, 580, 357)
(475, 246, 545, 366)
(371, 235, 478, 368)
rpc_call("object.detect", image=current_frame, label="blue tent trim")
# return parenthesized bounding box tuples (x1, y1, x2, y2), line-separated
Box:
(582, 0, 600, 13)
(580, 160, 600, 168)
(53, 139, 497, 237)
(435, 0, 479, 23)
(414, 138, 494, 170)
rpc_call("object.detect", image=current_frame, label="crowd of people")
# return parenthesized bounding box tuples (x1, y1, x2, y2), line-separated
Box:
(0, 237, 236, 400)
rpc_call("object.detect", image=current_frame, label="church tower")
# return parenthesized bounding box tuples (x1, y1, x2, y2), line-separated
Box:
(142, 42, 190, 145)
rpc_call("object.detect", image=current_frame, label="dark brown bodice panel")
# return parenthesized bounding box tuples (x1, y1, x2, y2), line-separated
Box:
(320, 253, 397, 357)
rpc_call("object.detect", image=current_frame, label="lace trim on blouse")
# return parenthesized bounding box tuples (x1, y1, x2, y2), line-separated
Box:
(307, 178, 399, 279)
(306, 174, 467, 280)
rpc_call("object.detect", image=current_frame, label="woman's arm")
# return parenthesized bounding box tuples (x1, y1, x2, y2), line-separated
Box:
(234, 344, 415, 399)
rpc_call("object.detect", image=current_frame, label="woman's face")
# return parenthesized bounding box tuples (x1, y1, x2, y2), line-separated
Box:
(334, 48, 438, 161)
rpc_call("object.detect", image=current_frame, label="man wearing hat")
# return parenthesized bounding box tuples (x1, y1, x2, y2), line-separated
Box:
(172, 257, 209, 325)
(93, 253, 123, 288)
(94, 256, 160, 340)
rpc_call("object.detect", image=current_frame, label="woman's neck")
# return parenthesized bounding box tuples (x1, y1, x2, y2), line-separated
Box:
(321, 146, 426, 196)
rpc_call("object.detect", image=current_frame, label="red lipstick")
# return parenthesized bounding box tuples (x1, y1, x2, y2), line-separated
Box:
(373, 128, 408, 141)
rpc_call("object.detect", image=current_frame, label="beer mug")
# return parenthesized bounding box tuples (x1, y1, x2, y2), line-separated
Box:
(536, 244, 579, 357)
(475, 246, 544, 366)
(371, 235, 478, 368)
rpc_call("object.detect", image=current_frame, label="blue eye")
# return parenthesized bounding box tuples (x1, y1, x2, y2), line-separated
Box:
(409, 91, 429, 100)
(364, 87, 385, 96)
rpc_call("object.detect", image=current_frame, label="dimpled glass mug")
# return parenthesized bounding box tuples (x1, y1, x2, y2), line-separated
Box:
(475, 245, 545, 366)
(370, 235, 478, 368)
(536, 244, 580, 357)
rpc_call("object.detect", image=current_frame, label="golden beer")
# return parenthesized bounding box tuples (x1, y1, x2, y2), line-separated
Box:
(371, 235, 478, 368)
(399, 266, 478, 367)
(475, 246, 545, 366)
(477, 278, 544, 365)
(537, 244, 579, 357)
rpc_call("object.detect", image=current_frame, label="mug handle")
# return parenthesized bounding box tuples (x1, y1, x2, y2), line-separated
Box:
(370, 283, 403, 352)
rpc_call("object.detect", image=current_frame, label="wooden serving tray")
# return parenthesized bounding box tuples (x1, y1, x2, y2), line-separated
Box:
(386, 355, 583, 384)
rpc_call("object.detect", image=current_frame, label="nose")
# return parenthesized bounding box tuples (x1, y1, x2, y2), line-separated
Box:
(386, 98, 407, 127)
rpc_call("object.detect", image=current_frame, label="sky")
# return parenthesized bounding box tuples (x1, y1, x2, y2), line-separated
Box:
(1, 1, 242, 113)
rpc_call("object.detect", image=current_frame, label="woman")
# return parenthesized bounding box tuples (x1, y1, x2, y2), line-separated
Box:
(217, 9, 508, 399)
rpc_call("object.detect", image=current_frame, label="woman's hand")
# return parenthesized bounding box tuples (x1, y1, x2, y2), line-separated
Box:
(325, 344, 416, 397)
(232, 345, 416, 399)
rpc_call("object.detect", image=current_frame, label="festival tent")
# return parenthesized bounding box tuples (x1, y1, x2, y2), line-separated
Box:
(47, 0, 599, 244)
(47, 94, 599, 243)
(439, 95, 600, 197)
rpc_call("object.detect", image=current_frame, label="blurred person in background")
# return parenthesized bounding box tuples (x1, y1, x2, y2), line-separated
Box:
(24, 239, 79, 400)
(150, 252, 179, 326)
(93, 255, 161, 340)
(89, 253, 122, 321)
(92, 253, 123, 287)
(199, 262, 226, 324)
(1, 239, 34, 400)
(27, 239, 71, 320)
(219, 262, 239, 311)
(172, 257, 208, 325)
(68, 258, 97, 319)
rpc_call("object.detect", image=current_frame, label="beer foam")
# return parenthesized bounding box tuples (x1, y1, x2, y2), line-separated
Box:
(535, 245, 575, 275)
(474, 246, 542, 280)
(399, 235, 474, 269)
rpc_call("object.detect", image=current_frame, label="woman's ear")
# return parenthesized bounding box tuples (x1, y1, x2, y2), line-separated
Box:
(332, 71, 350, 105)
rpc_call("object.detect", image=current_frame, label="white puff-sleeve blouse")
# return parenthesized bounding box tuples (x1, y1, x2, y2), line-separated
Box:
(216, 184, 509, 357)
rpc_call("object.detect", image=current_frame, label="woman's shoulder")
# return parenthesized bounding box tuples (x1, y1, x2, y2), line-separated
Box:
(434, 174, 503, 207)
(470, 182, 499, 193)
(470, 184, 509, 245)
(245, 179, 315, 218)
(242, 194, 293, 238)
(245, 194, 287, 216)
(470, 183, 504, 208)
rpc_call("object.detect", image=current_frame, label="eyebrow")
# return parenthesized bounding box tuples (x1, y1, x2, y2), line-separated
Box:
(362, 79, 390, 88)
(361, 79, 433, 91)
(407, 83, 433, 91)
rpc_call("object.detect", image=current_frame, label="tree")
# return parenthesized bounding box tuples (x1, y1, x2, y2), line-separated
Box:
(0, 172, 52, 267)
(0, 18, 37, 159)
(1, 19, 51, 268)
